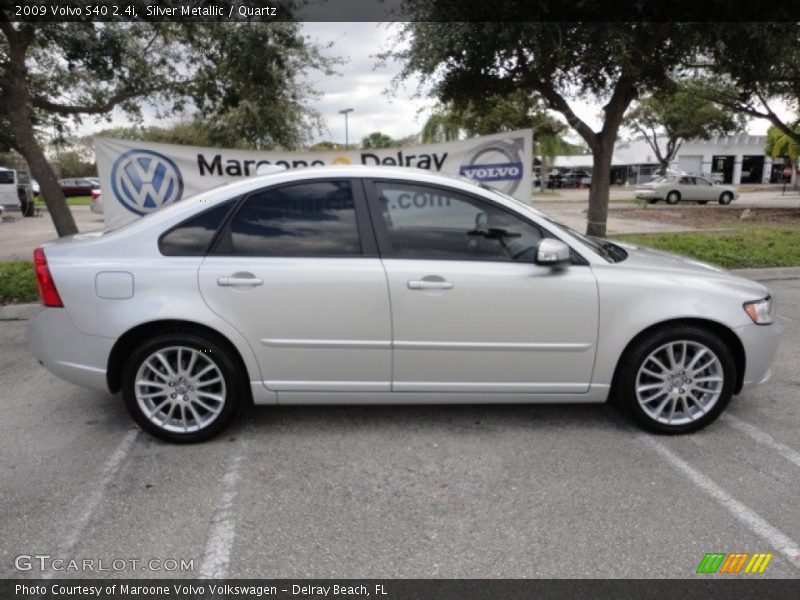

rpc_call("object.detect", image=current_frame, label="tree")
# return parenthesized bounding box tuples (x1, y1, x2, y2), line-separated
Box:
(56, 150, 96, 178)
(308, 141, 344, 151)
(765, 124, 800, 164)
(419, 91, 573, 189)
(624, 84, 745, 176)
(361, 131, 399, 149)
(0, 15, 334, 236)
(389, 16, 706, 235)
(689, 24, 800, 149)
(420, 109, 461, 143)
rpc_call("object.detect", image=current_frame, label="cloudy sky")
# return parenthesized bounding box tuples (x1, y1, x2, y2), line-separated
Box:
(88, 22, 785, 146)
(300, 22, 623, 145)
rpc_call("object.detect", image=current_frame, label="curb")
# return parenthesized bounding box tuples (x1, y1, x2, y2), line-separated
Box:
(0, 303, 39, 321)
(732, 267, 800, 282)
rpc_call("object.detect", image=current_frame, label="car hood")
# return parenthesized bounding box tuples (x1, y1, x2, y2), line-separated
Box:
(610, 241, 769, 297)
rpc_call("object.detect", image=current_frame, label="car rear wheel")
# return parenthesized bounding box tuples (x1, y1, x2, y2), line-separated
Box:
(719, 192, 733, 205)
(666, 191, 681, 205)
(122, 332, 242, 443)
(617, 326, 735, 433)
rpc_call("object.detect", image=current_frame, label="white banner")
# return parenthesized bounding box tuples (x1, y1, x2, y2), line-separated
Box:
(95, 129, 533, 230)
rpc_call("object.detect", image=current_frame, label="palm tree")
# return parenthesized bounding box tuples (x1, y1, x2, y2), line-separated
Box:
(765, 124, 800, 163)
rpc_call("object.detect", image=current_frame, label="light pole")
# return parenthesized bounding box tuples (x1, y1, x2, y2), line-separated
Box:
(338, 108, 354, 148)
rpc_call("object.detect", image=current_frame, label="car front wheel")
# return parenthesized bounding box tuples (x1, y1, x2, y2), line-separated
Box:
(719, 192, 733, 205)
(617, 326, 735, 433)
(666, 191, 680, 205)
(121, 332, 243, 443)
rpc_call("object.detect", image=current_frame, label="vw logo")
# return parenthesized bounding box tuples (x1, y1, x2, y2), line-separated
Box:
(111, 149, 184, 215)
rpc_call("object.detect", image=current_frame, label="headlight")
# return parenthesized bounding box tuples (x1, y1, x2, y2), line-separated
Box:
(743, 297, 774, 325)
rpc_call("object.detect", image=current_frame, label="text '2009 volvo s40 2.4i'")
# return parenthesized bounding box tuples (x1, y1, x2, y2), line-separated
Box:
(28, 166, 781, 442)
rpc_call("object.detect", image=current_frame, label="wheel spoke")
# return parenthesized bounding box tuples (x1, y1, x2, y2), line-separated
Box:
(667, 345, 677, 368)
(648, 355, 670, 373)
(641, 367, 666, 380)
(667, 397, 677, 423)
(692, 356, 719, 374)
(680, 396, 690, 418)
(653, 395, 671, 418)
(137, 379, 168, 389)
(637, 382, 664, 394)
(194, 363, 216, 379)
(192, 397, 219, 413)
(687, 348, 707, 370)
(144, 362, 171, 383)
(195, 377, 222, 388)
(196, 391, 224, 402)
(155, 352, 176, 377)
(186, 350, 198, 377)
(186, 402, 203, 426)
(149, 398, 172, 417)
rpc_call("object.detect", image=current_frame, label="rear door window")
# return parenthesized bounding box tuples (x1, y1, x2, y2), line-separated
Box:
(219, 180, 362, 257)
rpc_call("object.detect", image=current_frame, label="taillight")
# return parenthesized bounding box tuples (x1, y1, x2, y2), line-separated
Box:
(33, 247, 63, 307)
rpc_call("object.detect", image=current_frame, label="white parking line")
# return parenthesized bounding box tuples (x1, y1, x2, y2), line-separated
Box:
(722, 413, 800, 469)
(199, 450, 244, 578)
(44, 428, 139, 579)
(638, 434, 800, 571)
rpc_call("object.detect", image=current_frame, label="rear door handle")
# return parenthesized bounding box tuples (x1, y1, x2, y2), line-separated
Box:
(407, 279, 454, 290)
(217, 274, 263, 287)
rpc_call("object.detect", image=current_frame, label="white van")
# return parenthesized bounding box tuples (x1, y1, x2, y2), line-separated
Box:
(0, 168, 34, 216)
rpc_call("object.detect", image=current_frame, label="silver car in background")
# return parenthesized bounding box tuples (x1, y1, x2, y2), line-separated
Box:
(636, 174, 738, 205)
(28, 166, 781, 442)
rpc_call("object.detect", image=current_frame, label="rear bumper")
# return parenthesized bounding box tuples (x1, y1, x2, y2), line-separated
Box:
(735, 321, 783, 391)
(27, 307, 114, 392)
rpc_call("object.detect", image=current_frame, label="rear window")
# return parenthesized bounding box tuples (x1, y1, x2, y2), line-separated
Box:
(219, 180, 361, 257)
(0, 171, 15, 185)
(159, 200, 235, 256)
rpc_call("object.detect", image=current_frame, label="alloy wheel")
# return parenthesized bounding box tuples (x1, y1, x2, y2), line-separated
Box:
(635, 340, 724, 426)
(134, 346, 227, 433)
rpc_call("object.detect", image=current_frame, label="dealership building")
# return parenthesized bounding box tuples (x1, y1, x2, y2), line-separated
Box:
(554, 134, 796, 185)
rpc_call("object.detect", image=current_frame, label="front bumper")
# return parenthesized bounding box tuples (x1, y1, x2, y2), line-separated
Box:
(735, 320, 783, 391)
(27, 307, 115, 392)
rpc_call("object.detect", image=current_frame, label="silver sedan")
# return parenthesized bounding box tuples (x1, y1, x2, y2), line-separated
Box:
(28, 166, 781, 442)
(636, 175, 738, 205)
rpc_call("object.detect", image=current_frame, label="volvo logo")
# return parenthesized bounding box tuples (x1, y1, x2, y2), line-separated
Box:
(111, 149, 184, 215)
(459, 138, 525, 194)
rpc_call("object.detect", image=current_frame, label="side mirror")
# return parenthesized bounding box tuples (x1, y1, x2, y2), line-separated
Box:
(534, 239, 571, 268)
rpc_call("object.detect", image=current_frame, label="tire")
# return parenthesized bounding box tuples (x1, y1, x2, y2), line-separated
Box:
(121, 332, 243, 443)
(616, 326, 736, 434)
(666, 191, 680, 205)
(719, 192, 733, 205)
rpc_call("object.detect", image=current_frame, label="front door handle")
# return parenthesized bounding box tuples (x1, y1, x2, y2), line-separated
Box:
(217, 273, 263, 287)
(407, 279, 454, 290)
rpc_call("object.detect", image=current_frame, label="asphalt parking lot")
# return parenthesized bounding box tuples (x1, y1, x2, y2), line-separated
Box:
(1, 279, 799, 579)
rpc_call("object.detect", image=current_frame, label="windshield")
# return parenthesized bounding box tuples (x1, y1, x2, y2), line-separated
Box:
(480, 185, 624, 262)
(649, 176, 675, 184)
